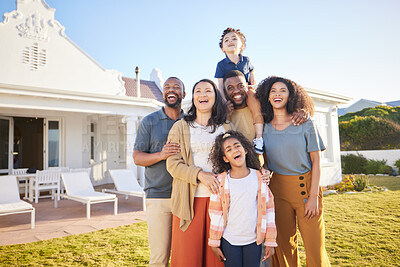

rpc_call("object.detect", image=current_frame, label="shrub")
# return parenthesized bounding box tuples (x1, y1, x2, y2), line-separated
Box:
(339, 115, 400, 150)
(334, 174, 368, 192)
(339, 105, 400, 124)
(334, 175, 354, 192)
(381, 165, 393, 175)
(353, 175, 367, 191)
(365, 159, 386, 175)
(395, 159, 400, 172)
(341, 153, 367, 174)
(364, 159, 393, 175)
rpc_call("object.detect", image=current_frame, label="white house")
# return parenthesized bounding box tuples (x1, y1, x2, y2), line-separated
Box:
(0, 0, 351, 187)
(0, 0, 163, 185)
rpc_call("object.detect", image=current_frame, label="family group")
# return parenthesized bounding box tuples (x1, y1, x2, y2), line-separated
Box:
(132, 28, 330, 267)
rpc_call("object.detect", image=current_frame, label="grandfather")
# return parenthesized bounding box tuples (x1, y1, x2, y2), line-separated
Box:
(133, 77, 185, 267)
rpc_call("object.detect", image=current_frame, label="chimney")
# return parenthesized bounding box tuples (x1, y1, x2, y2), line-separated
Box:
(150, 68, 164, 91)
(135, 66, 140, 98)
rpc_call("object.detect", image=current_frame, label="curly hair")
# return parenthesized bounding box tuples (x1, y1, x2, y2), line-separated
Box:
(209, 130, 261, 174)
(219, 27, 247, 52)
(184, 79, 227, 133)
(255, 76, 314, 123)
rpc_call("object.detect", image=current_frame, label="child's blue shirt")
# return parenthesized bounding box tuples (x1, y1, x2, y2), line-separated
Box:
(214, 54, 254, 83)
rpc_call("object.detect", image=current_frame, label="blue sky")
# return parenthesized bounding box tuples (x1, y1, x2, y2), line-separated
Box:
(1, 0, 399, 105)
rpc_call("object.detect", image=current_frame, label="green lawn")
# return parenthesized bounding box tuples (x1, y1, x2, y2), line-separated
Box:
(368, 175, 400, 191)
(1, 177, 400, 266)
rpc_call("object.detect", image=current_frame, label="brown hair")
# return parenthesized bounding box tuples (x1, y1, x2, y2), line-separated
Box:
(219, 27, 247, 53)
(209, 130, 260, 174)
(256, 76, 314, 123)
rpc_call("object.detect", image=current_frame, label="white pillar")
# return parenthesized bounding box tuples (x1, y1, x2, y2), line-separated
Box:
(125, 116, 144, 186)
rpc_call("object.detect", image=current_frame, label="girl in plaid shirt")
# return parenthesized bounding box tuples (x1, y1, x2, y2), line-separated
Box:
(208, 130, 277, 266)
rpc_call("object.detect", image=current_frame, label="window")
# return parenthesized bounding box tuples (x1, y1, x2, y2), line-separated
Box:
(118, 124, 127, 163)
(90, 123, 96, 161)
(48, 120, 60, 167)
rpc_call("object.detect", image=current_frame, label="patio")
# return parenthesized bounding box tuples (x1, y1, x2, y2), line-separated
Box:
(0, 184, 146, 246)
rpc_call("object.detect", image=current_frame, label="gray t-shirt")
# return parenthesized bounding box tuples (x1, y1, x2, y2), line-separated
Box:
(134, 108, 183, 198)
(263, 118, 326, 176)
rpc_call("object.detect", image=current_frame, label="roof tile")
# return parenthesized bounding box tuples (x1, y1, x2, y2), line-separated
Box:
(122, 77, 163, 102)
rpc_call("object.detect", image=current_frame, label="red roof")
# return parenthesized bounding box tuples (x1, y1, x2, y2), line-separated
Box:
(123, 77, 163, 102)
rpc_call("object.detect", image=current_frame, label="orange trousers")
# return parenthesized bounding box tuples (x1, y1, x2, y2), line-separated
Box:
(171, 197, 224, 267)
(269, 172, 330, 267)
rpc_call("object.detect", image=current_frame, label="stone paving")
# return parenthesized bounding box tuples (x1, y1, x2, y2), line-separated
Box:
(0, 184, 146, 246)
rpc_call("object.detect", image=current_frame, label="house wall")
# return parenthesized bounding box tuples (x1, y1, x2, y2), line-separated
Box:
(0, 0, 125, 96)
(312, 99, 342, 186)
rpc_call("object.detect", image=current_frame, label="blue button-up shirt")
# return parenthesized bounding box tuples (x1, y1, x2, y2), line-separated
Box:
(214, 54, 254, 83)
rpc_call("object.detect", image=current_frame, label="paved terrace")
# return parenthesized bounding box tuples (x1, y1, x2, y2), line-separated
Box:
(0, 184, 146, 246)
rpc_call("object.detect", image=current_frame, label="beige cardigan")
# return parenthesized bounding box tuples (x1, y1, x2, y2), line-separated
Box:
(166, 119, 233, 231)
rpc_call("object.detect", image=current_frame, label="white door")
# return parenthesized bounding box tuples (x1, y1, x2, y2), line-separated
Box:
(0, 117, 13, 174)
(44, 118, 62, 168)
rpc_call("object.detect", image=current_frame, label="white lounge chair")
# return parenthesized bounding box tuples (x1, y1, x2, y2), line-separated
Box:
(104, 169, 146, 211)
(55, 172, 117, 219)
(69, 168, 91, 176)
(0, 175, 35, 229)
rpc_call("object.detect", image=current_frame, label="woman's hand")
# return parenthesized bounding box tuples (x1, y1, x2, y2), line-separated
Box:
(262, 246, 275, 261)
(304, 195, 319, 219)
(211, 246, 226, 262)
(197, 171, 220, 194)
(260, 168, 272, 185)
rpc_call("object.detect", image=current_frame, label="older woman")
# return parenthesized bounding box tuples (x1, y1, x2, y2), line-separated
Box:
(256, 76, 330, 267)
(166, 79, 232, 267)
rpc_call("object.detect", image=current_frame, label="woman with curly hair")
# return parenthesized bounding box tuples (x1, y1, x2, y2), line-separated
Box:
(256, 76, 330, 267)
(207, 130, 277, 267)
(166, 79, 232, 267)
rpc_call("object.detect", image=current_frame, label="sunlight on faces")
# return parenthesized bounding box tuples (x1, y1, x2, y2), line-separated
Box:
(222, 32, 244, 54)
(269, 81, 289, 109)
(222, 137, 247, 169)
(163, 78, 185, 108)
(193, 81, 215, 114)
(224, 76, 248, 108)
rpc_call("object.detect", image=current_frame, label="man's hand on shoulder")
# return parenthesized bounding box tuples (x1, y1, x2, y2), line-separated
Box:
(291, 109, 309, 126)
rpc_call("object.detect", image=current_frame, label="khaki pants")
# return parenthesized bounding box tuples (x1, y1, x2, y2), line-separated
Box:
(146, 198, 172, 267)
(270, 172, 330, 267)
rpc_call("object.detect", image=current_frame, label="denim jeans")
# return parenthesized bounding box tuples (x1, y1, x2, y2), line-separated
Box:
(220, 237, 261, 267)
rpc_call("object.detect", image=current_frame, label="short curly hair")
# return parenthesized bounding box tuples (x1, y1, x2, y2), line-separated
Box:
(209, 130, 261, 174)
(255, 76, 314, 124)
(219, 27, 247, 53)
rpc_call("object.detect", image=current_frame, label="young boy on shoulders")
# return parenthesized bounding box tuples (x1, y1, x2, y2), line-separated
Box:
(215, 27, 264, 154)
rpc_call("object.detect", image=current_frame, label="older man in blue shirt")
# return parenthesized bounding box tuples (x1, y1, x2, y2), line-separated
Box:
(133, 77, 185, 267)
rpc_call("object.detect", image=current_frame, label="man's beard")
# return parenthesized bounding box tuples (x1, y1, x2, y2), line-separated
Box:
(229, 94, 246, 108)
(164, 92, 182, 108)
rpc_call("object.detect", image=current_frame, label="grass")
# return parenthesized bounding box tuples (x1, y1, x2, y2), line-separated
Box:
(368, 175, 400, 191)
(0, 222, 150, 266)
(1, 176, 399, 266)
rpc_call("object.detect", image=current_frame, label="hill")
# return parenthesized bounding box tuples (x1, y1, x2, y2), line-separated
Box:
(339, 105, 400, 150)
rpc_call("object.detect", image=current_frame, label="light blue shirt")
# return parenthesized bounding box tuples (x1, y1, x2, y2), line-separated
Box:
(263, 118, 326, 176)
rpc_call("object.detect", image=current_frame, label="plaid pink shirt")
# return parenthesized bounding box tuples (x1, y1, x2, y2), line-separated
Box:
(208, 169, 277, 248)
